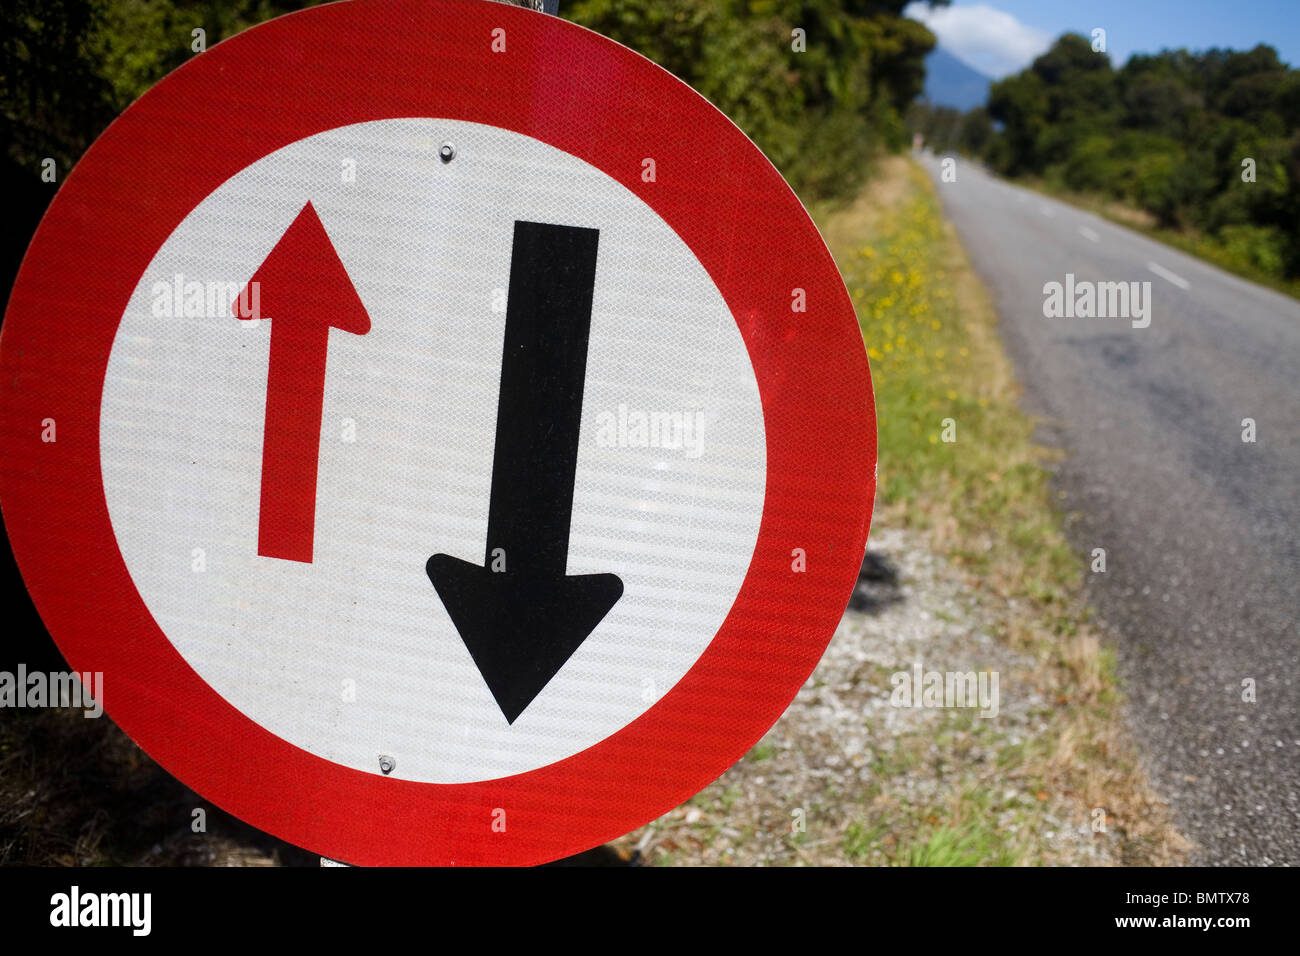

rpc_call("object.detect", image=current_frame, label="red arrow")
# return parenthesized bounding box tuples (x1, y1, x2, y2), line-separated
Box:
(234, 201, 371, 563)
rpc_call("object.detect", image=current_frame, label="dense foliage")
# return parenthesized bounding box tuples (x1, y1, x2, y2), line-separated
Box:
(566, 1, 939, 200)
(2, 0, 939, 293)
(1, 0, 329, 292)
(910, 35, 1300, 281)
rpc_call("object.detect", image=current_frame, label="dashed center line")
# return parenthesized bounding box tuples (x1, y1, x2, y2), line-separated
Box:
(1078, 226, 1100, 242)
(1147, 261, 1190, 289)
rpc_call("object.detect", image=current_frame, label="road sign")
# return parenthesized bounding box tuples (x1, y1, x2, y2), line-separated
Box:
(0, 0, 875, 865)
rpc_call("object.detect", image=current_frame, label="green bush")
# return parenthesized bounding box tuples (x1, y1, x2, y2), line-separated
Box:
(1125, 150, 1185, 225)
(569, 0, 936, 202)
(941, 34, 1300, 279)
(1216, 224, 1289, 276)
(1060, 134, 1121, 194)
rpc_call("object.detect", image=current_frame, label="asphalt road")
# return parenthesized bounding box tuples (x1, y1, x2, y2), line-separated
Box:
(920, 153, 1299, 865)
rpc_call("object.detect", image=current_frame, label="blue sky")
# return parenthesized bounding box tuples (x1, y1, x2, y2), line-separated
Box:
(905, 0, 1300, 78)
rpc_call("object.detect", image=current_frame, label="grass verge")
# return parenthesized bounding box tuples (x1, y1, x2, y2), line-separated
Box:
(811, 156, 1190, 865)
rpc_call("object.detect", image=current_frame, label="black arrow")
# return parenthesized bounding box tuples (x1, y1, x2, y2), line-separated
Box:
(427, 220, 623, 724)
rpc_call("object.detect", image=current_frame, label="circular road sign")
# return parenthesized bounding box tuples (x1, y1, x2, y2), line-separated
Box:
(0, 0, 875, 865)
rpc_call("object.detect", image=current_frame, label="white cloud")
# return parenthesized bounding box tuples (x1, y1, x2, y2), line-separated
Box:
(905, 2, 1052, 78)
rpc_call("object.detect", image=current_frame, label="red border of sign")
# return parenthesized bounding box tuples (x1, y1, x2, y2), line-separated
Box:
(0, 0, 875, 865)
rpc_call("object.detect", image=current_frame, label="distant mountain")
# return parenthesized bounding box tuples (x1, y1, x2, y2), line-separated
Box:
(922, 47, 993, 111)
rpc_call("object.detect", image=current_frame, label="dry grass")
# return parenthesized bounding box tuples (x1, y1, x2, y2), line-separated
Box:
(0, 707, 314, 866)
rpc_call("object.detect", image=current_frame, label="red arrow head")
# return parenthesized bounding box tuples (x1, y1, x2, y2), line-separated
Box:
(234, 201, 371, 335)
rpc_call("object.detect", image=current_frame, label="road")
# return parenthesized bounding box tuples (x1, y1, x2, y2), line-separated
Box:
(919, 153, 1299, 865)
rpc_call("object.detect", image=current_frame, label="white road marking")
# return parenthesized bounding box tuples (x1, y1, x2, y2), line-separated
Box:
(1078, 226, 1099, 242)
(1147, 261, 1190, 289)
(1040, 204, 1054, 217)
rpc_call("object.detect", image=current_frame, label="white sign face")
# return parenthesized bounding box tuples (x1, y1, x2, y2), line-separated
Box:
(100, 118, 766, 784)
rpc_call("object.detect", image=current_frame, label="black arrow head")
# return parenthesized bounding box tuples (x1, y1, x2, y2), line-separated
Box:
(427, 554, 623, 724)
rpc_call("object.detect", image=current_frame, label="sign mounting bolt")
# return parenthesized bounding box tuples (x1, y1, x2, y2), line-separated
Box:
(378, 755, 396, 775)
(439, 142, 456, 163)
